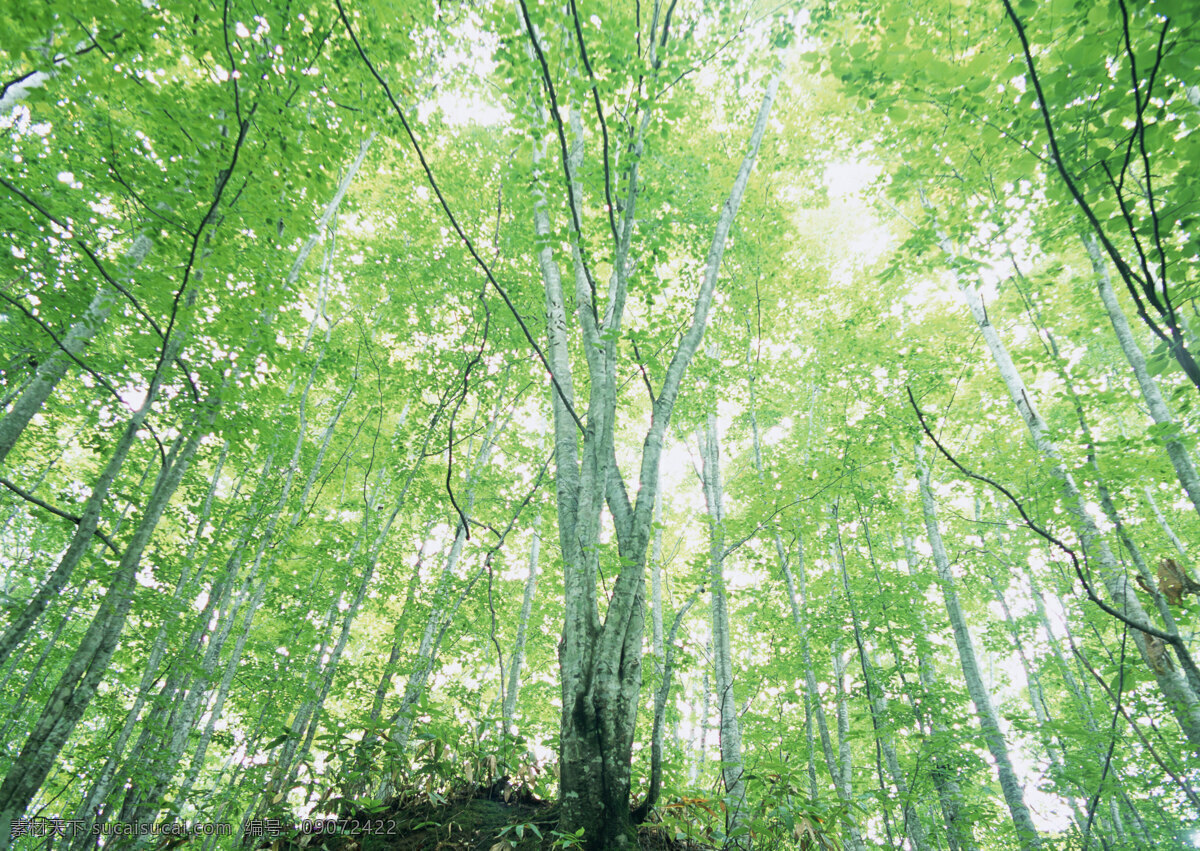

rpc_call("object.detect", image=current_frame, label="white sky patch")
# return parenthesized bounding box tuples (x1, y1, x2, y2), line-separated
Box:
(436, 91, 509, 128)
(121, 387, 148, 410)
(824, 160, 880, 200)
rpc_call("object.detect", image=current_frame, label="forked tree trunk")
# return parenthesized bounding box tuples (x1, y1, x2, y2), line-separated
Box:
(530, 67, 778, 847)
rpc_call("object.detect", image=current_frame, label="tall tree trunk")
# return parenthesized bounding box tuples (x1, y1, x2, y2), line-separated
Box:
(698, 411, 748, 847)
(0, 300, 190, 668)
(977, 522, 1088, 833)
(503, 511, 543, 732)
(636, 584, 700, 821)
(386, 410, 505, 757)
(352, 525, 436, 790)
(745, 359, 826, 804)
(0, 236, 151, 467)
(650, 492, 665, 670)
(834, 507, 930, 851)
(1143, 485, 1189, 559)
(1024, 566, 1146, 842)
(0, 403, 211, 849)
(530, 64, 778, 846)
(915, 439, 1043, 850)
(67, 439, 234, 845)
(946, 262, 1200, 747)
(1010, 269, 1200, 695)
(121, 345, 357, 828)
(1085, 233, 1200, 520)
(829, 638, 866, 851)
(893, 519, 977, 851)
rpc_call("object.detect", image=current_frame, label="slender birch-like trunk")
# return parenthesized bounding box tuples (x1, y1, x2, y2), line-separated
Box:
(651, 493, 665, 669)
(503, 512, 542, 732)
(897, 550, 975, 851)
(698, 411, 748, 847)
(945, 259, 1200, 747)
(123, 364, 355, 829)
(833, 511, 929, 851)
(1021, 561, 1147, 838)
(0, 303, 187, 668)
(915, 440, 1043, 850)
(829, 638, 866, 851)
(1144, 485, 1189, 559)
(0, 403, 211, 849)
(271, 431, 434, 807)
(1085, 234, 1200, 520)
(0, 236, 151, 467)
(352, 525, 437, 788)
(639, 584, 700, 819)
(1011, 277, 1200, 694)
(67, 440, 234, 844)
(385, 415, 504, 756)
(697, 648, 712, 782)
(891, 465, 978, 851)
(745, 363, 827, 802)
(977, 530, 1088, 833)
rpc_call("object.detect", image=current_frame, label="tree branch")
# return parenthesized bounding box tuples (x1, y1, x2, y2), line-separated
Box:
(334, 0, 584, 433)
(0, 478, 121, 555)
(906, 386, 1178, 643)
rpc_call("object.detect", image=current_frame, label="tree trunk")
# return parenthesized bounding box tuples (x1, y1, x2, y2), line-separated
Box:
(1143, 484, 1189, 559)
(532, 66, 778, 847)
(67, 439, 233, 844)
(0, 406, 211, 849)
(834, 508, 930, 851)
(947, 263, 1200, 748)
(503, 511, 542, 732)
(0, 297, 188, 668)
(827, 638, 866, 851)
(915, 439, 1043, 850)
(1085, 233, 1200, 520)
(0, 236, 151, 467)
(698, 412, 749, 847)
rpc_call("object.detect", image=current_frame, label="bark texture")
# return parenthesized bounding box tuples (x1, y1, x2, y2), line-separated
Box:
(915, 440, 1043, 850)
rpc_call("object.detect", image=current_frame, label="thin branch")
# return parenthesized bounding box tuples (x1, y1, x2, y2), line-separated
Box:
(999, 2, 1172, 335)
(630, 340, 657, 404)
(0, 478, 121, 555)
(1082, 627, 1126, 848)
(0, 291, 168, 461)
(1118, 0, 1173, 315)
(445, 283, 491, 540)
(0, 177, 202, 403)
(515, 0, 603, 322)
(906, 386, 1178, 643)
(334, 0, 584, 433)
(1071, 636, 1200, 813)
(567, 0, 620, 248)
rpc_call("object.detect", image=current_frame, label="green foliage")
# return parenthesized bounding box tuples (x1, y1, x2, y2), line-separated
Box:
(0, 2, 1199, 850)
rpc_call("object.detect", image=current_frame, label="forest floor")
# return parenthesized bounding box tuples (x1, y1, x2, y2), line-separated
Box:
(267, 779, 708, 851)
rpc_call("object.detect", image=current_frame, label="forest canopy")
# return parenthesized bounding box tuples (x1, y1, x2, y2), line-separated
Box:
(1, 0, 1199, 849)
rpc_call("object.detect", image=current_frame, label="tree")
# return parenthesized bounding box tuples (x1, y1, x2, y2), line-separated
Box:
(4, 3, 1200, 849)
